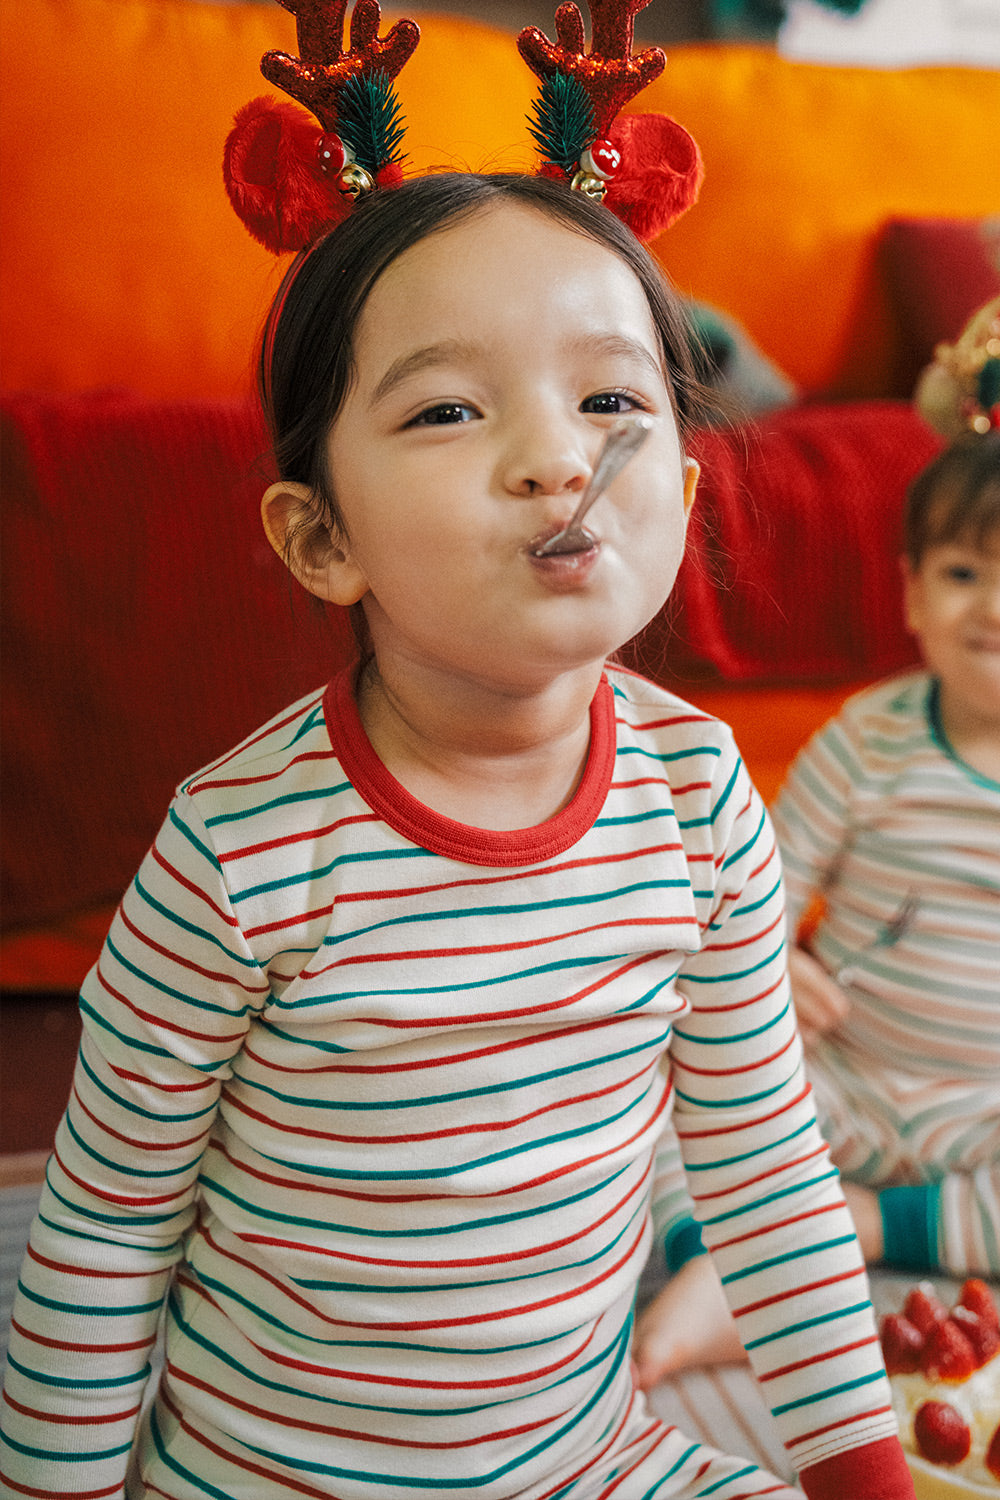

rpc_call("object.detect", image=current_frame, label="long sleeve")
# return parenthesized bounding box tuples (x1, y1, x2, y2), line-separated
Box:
(669, 752, 910, 1496)
(0, 794, 270, 1497)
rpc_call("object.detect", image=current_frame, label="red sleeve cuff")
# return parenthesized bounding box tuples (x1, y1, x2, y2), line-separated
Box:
(799, 1436, 916, 1500)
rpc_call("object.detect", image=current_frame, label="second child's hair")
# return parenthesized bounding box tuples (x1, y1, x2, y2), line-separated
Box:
(905, 429, 1000, 564)
(259, 171, 707, 544)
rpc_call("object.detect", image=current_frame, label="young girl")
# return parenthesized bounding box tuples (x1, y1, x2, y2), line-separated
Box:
(634, 426, 1000, 1391)
(0, 173, 915, 1499)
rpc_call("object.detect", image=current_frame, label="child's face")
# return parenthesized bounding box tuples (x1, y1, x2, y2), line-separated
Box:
(312, 201, 697, 694)
(904, 530, 1000, 726)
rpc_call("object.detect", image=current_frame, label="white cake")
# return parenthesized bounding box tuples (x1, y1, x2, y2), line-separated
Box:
(880, 1280, 1000, 1497)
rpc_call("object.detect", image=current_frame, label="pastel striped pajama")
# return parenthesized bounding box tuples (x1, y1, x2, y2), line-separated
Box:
(1, 667, 907, 1498)
(771, 672, 1000, 1275)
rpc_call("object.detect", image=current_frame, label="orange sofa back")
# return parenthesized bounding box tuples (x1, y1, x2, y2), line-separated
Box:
(2, 0, 997, 401)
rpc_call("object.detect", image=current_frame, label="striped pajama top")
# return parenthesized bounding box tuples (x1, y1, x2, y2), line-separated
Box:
(772, 672, 1000, 1081)
(1, 665, 906, 1498)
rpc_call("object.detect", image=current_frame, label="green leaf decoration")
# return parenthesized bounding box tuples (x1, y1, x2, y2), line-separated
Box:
(337, 72, 408, 174)
(527, 73, 595, 175)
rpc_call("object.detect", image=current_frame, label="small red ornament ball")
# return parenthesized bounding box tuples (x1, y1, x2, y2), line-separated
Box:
(913, 1401, 972, 1467)
(581, 138, 621, 181)
(317, 133, 348, 175)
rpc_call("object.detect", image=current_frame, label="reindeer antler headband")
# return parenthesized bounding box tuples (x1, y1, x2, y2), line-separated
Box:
(224, 0, 703, 253)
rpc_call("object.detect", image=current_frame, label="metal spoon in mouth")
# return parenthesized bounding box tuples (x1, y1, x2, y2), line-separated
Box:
(531, 414, 654, 557)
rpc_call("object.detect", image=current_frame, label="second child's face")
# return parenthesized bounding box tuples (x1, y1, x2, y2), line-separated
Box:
(904, 530, 1000, 730)
(321, 202, 696, 695)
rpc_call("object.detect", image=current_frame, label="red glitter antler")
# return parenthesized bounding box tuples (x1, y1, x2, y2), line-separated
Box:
(224, 0, 420, 252)
(518, 0, 664, 140)
(261, 0, 419, 132)
(518, 0, 702, 241)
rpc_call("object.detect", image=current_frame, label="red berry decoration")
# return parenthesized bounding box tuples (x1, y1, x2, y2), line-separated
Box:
(952, 1303, 1000, 1368)
(581, 138, 622, 180)
(958, 1277, 1000, 1333)
(904, 1283, 948, 1337)
(913, 1401, 972, 1466)
(880, 1312, 924, 1374)
(316, 132, 348, 175)
(920, 1317, 977, 1382)
(986, 1422, 1000, 1480)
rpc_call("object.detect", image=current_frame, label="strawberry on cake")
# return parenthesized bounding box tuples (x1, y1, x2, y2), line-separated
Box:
(880, 1279, 1000, 1497)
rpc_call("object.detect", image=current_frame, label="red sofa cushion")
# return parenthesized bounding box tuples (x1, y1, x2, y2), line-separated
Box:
(624, 399, 937, 686)
(1, 392, 355, 931)
(881, 216, 1000, 395)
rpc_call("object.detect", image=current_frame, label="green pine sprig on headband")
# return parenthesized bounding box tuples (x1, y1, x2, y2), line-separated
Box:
(337, 72, 408, 176)
(527, 73, 596, 176)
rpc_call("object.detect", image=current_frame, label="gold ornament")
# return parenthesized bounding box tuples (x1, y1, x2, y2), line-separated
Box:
(339, 163, 376, 199)
(570, 169, 606, 201)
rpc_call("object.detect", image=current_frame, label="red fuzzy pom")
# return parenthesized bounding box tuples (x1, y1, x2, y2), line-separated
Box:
(604, 112, 703, 242)
(224, 97, 349, 253)
(375, 161, 405, 191)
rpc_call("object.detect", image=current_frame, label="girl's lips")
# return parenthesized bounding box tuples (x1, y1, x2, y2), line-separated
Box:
(526, 532, 601, 587)
(527, 523, 599, 558)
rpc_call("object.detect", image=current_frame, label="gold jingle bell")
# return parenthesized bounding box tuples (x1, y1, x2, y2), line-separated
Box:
(571, 169, 606, 201)
(339, 162, 375, 199)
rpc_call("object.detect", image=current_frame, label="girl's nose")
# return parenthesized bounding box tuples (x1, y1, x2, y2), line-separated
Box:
(501, 417, 593, 499)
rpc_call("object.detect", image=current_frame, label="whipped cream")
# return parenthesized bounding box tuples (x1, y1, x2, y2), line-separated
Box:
(891, 1353, 1000, 1489)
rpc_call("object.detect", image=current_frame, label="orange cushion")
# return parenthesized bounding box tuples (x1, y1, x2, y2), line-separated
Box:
(3, 4, 998, 398)
(642, 47, 1000, 396)
(0, 2, 534, 400)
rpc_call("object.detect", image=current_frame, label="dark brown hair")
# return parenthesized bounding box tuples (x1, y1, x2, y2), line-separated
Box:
(905, 429, 1000, 564)
(259, 171, 707, 539)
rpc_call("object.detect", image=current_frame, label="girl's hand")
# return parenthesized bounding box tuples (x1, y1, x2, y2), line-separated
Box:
(788, 946, 850, 1049)
(632, 1253, 747, 1389)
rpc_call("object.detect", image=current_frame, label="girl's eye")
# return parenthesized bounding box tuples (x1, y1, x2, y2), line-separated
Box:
(408, 402, 478, 427)
(945, 564, 977, 583)
(581, 391, 644, 416)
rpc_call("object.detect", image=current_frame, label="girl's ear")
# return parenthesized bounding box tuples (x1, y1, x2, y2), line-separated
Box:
(261, 481, 369, 606)
(682, 458, 700, 518)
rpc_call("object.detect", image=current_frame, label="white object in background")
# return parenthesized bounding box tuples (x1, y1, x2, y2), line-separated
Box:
(779, 0, 1000, 67)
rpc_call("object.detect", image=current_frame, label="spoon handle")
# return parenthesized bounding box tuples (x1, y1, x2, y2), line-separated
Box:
(534, 415, 653, 555)
(579, 414, 654, 523)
